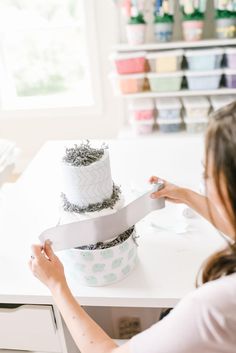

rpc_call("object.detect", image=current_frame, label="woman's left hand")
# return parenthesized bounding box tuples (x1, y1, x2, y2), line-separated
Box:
(29, 241, 67, 292)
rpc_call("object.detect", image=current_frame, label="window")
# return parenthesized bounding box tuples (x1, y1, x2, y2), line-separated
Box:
(0, 0, 101, 114)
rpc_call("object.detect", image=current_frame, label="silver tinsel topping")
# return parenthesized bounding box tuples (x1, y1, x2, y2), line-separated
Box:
(76, 226, 138, 250)
(63, 140, 107, 167)
(61, 184, 121, 213)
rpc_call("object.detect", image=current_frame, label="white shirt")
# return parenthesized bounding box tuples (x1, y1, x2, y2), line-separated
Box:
(130, 273, 236, 353)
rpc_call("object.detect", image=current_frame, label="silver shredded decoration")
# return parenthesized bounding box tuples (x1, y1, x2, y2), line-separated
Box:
(61, 184, 121, 213)
(76, 226, 138, 250)
(63, 140, 108, 167)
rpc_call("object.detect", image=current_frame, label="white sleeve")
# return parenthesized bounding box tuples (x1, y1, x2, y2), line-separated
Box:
(129, 294, 216, 353)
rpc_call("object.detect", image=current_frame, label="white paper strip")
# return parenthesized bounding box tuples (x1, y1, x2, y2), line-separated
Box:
(39, 183, 165, 251)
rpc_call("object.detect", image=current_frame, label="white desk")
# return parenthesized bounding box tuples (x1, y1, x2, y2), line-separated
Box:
(0, 137, 225, 352)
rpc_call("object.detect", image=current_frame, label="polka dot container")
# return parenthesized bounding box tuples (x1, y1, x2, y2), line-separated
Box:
(61, 230, 138, 287)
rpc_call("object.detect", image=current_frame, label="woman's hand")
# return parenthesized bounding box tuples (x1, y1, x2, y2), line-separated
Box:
(29, 241, 67, 292)
(149, 176, 188, 204)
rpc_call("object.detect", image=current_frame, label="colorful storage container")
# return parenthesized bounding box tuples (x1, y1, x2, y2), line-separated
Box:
(210, 95, 236, 111)
(146, 50, 183, 73)
(224, 69, 236, 88)
(131, 120, 154, 135)
(110, 52, 147, 75)
(158, 118, 183, 133)
(182, 96, 210, 119)
(225, 48, 236, 70)
(185, 48, 224, 71)
(156, 98, 182, 120)
(147, 71, 183, 92)
(109, 73, 146, 94)
(128, 98, 155, 121)
(185, 70, 223, 90)
(184, 117, 208, 133)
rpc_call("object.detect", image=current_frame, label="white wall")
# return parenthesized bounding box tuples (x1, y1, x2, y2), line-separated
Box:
(0, 1, 125, 172)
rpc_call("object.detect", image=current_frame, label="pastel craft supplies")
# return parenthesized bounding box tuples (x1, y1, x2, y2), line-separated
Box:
(184, 117, 208, 133)
(126, 1, 146, 45)
(158, 118, 183, 133)
(180, 0, 207, 41)
(182, 96, 210, 119)
(225, 48, 236, 69)
(147, 71, 183, 92)
(130, 119, 154, 135)
(128, 98, 155, 121)
(185, 48, 224, 71)
(210, 95, 236, 111)
(224, 69, 236, 88)
(110, 52, 147, 75)
(185, 69, 223, 90)
(109, 73, 146, 94)
(146, 50, 183, 73)
(153, 1, 174, 42)
(156, 97, 182, 120)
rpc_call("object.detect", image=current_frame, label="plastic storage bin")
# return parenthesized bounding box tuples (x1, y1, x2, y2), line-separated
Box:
(158, 118, 183, 133)
(110, 52, 146, 75)
(224, 69, 236, 88)
(225, 48, 236, 69)
(128, 98, 155, 121)
(185, 117, 208, 133)
(182, 96, 210, 119)
(131, 120, 154, 135)
(156, 98, 182, 120)
(109, 73, 146, 94)
(146, 50, 183, 73)
(185, 70, 223, 90)
(210, 95, 236, 111)
(185, 48, 224, 71)
(147, 71, 183, 92)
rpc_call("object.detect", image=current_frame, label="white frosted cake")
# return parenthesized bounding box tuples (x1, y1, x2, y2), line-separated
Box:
(61, 141, 121, 215)
(62, 149, 113, 208)
(59, 141, 137, 287)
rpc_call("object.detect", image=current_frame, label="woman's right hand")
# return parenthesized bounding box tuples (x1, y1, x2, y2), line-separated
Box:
(149, 176, 189, 204)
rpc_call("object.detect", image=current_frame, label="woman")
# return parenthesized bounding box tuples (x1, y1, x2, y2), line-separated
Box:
(29, 103, 236, 353)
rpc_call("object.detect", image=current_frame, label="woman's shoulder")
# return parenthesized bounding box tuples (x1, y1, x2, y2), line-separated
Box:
(186, 272, 236, 313)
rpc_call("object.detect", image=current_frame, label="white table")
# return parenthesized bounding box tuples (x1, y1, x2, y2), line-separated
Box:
(0, 137, 225, 352)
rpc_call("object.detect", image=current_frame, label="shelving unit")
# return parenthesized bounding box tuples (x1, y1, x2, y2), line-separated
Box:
(121, 88, 236, 99)
(114, 38, 236, 52)
(111, 38, 236, 136)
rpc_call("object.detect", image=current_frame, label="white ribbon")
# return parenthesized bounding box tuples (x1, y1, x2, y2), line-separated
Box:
(39, 183, 165, 251)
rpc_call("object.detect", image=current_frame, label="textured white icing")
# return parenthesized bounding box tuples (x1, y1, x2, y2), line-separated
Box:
(60, 194, 125, 225)
(61, 150, 113, 208)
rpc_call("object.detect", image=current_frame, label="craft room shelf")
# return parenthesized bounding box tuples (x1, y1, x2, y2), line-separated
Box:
(114, 38, 236, 52)
(120, 88, 236, 98)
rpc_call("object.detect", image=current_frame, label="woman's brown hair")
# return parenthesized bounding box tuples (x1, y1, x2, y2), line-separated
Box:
(199, 102, 236, 284)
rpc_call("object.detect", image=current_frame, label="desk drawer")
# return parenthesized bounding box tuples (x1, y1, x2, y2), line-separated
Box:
(0, 304, 61, 352)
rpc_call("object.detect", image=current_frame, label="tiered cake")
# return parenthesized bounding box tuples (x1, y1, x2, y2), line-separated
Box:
(60, 141, 137, 287)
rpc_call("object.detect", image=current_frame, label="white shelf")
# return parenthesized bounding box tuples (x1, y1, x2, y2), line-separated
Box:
(120, 88, 236, 99)
(114, 38, 236, 52)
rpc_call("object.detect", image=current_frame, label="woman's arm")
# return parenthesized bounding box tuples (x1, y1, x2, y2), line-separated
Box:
(29, 243, 130, 353)
(150, 176, 233, 237)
